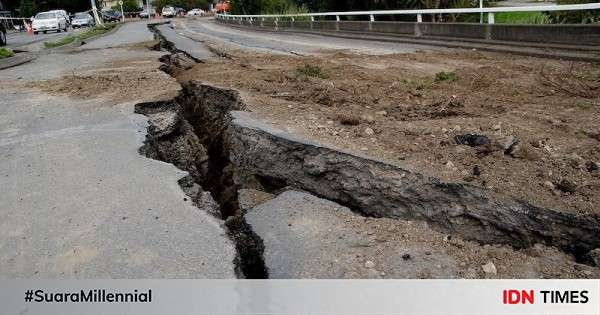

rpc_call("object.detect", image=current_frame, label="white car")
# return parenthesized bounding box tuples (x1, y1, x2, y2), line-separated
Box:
(186, 9, 205, 16)
(162, 6, 175, 18)
(32, 11, 67, 34)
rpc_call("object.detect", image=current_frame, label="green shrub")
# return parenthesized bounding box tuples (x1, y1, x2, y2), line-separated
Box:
(435, 71, 458, 82)
(547, 0, 600, 23)
(0, 48, 15, 59)
(495, 11, 550, 24)
(296, 64, 328, 79)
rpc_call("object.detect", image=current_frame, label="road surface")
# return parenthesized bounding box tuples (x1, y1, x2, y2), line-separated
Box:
(6, 28, 80, 51)
(0, 21, 237, 278)
(173, 17, 600, 62)
(174, 17, 440, 55)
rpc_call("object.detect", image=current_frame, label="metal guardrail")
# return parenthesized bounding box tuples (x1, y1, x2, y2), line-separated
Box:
(216, 3, 600, 24)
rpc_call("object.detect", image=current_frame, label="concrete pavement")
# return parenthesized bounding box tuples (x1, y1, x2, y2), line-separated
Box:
(0, 21, 237, 278)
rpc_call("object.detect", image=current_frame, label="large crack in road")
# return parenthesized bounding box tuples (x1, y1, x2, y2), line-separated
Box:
(138, 23, 600, 279)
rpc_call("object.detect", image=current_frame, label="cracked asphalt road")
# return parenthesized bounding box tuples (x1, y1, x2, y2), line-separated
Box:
(0, 21, 237, 278)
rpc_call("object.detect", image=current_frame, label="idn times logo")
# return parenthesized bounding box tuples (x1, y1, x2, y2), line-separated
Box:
(502, 289, 590, 305)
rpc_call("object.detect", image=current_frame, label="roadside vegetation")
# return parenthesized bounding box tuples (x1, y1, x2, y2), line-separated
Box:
(494, 12, 550, 24)
(435, 71, 458, 82)
(230, 0, 599, 24)
(548, 0, 600, 23)
(44, 24, 117, 49)
(295, 64, 329, 79)
(0, 48, 15, 59)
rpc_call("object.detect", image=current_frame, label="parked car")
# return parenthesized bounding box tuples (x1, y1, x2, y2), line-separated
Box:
(161, 6, 175, 18)
(101, 9, 122, 22)
(71, 12, 95, 28)
(49, 10, 70, 26)
(174, 7, 186, 16)
(32, 11, 68, 34)
(0, 22, 6, 46)
(186, 8, 205, 16)
(139, 11, 149, 19)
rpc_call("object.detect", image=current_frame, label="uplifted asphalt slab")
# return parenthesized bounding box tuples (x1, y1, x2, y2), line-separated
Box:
(155, 23, 214, 61)
(245, 190, 598, 279)
(0, 21, 237, 278)
(244, 190, 460, 279)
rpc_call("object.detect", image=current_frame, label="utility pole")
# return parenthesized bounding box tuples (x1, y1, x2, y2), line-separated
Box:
(145, 0, 152, 17)
(91, 0, 104, 26)
(479, 0, 483, 23)
(119, 0, 124, 22)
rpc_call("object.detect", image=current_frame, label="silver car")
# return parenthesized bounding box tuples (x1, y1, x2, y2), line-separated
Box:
(71, 12, 95, 28)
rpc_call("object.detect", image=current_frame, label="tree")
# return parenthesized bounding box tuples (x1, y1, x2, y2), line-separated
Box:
(231, 0, 307, 15)
(19, 0, 37, 17)
(112, 0, 141, 12)
(548, 0, 600, 23)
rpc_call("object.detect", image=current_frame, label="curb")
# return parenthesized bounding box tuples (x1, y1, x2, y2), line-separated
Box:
(0, 54, 37, 70)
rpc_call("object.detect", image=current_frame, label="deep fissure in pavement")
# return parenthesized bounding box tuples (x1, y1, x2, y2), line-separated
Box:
(135, 96, 268, 279)
(137, 23, 269, 278)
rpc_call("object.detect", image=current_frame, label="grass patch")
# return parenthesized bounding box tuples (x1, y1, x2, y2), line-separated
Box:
(0, 48, 15, 59)
(494, 12, 550, 24)
(577, 127, 589, 137)
(44, 24, 116, 48)
(576, 101, 594, 110)
(295, 64, 329, 79)
(435, 71, 458, 82)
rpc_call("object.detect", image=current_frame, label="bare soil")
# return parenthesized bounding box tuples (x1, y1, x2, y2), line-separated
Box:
(27, 44, 180, 103)
(177, 48, 600, 216)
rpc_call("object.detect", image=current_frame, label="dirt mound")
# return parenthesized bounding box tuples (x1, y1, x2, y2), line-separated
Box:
(28, 59, 179, 102)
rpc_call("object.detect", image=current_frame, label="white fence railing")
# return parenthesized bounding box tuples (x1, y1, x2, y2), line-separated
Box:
(216, 3, 600, 24)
